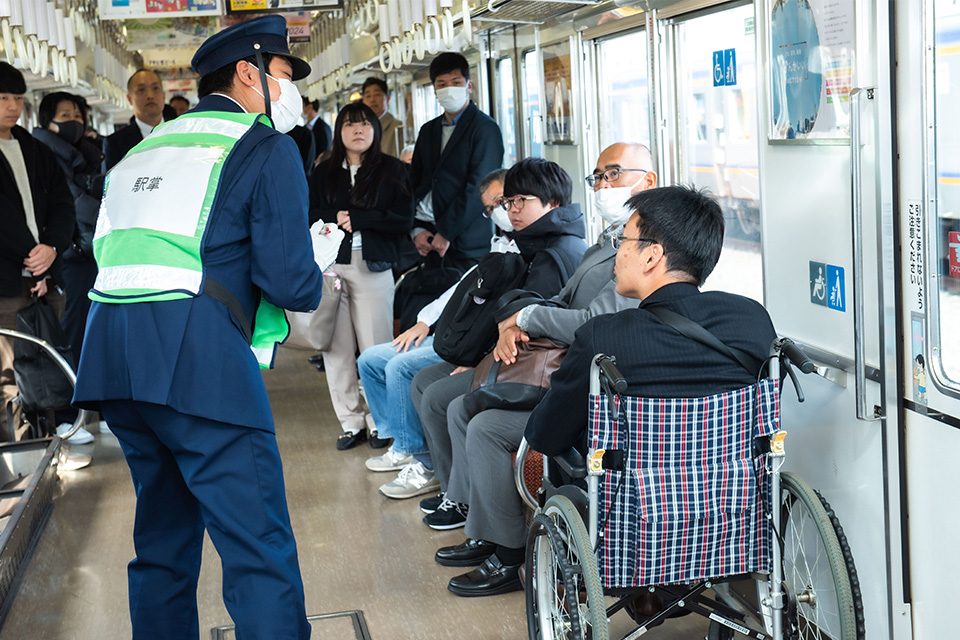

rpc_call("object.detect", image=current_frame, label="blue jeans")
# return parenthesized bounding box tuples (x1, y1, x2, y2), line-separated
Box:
(357, 337, 442, 456)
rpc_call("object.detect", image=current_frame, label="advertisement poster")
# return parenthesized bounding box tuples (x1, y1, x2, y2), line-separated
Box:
(770, 0, 855, 141)
(226, 0, 339, 13)
(126, 17, 219, 50)
(542, 39, 574, 145)
(100, 0, 221, 19)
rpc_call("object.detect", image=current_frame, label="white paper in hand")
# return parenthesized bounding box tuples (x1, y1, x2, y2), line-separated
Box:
(310, 222, 344, 271)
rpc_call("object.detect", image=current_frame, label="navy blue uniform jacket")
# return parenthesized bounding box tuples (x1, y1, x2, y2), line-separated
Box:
(74, 95, 324, 431)
(525, 282, 776, 456)
(410, 102, 504, 259)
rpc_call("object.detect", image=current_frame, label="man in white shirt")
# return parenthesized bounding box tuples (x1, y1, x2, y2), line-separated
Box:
(103, 69, 166, 171)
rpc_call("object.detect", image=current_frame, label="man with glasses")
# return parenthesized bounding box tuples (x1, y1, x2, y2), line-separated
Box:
(411, 143, 656, 596)
(525, 184, 775, 458)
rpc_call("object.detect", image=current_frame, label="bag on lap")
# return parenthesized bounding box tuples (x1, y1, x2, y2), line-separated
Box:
(461, 338, 568, 418)
(432, 252, 528, 367)
(394, 253, 467, 334)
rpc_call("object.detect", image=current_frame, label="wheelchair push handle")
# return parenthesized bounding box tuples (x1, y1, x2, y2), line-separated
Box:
(780, 338, 816, 374)
(595, 355, 627, 394)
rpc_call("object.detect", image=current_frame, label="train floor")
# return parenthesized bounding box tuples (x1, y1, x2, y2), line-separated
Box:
(0, 349, 709, 640)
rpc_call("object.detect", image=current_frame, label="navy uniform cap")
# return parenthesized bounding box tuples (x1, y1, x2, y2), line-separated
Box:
(192, 15, 310, 81)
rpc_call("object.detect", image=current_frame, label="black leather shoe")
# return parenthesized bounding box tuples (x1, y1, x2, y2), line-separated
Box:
(435, 538, 495, 567)
(369, 430, 392, 449)
(307, 354, 323, 364)
(336, 430, 367, 450)
(447, 554, 522, 597)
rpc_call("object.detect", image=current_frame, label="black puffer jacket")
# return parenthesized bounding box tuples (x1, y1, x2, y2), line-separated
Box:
(32, 128, 101, 261)
(511, 202, 587, 299)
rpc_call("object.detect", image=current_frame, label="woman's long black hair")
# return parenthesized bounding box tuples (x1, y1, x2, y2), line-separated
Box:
(324, 102, 406, 208)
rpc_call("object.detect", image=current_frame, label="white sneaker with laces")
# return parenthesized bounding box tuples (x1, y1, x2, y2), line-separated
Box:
(56, 423, 94, 445)
(365, 447, 414, 472)
(379, 462, 441, 499)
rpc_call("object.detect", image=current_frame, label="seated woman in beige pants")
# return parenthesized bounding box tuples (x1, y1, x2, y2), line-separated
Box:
(309, 102, 414, 450)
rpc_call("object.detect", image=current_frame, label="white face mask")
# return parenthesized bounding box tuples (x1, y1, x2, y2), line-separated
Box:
(489, 206, 513, 233)
(251, 66, 302, 134)
(436, 86, 469, 114)
(594, 186, 635, 227)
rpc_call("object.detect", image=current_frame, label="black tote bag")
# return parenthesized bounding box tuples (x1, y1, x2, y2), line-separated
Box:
(13, 296, 76, 415)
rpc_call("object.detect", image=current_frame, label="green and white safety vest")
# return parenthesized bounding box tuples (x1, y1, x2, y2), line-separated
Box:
(90, 110, 289, 369)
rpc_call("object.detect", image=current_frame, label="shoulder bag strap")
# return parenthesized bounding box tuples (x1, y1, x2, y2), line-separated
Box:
(645, 305, 761, 377)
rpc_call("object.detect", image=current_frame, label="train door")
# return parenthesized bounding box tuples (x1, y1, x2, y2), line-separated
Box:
(896, 0, 960, 636)
(660, 1, 762, 302)
(744, 0, 907, 637)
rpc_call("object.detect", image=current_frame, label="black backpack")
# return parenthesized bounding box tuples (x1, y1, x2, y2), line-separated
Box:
(433, 252, 529, 367)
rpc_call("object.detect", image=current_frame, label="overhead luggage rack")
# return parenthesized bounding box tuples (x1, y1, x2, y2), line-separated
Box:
(472, 0, 603, 25)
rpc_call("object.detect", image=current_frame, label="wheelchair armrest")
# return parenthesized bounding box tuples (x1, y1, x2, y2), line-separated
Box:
(554, 447, 588, 479)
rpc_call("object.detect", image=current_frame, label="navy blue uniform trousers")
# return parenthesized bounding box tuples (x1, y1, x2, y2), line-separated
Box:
(101, 400, 311, 640)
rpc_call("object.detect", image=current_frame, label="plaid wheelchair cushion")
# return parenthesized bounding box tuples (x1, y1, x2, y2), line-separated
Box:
(590, 378, 779, 588)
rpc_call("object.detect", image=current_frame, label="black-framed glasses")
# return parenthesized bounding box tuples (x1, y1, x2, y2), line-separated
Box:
(613, 235, 658, 250)
(500, 195, 538, 211)
(585, 168, 648, 188)
(482, 198, 504, 217)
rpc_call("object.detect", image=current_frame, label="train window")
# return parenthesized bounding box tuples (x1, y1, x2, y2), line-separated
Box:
(673, 3, 763, 303)
(523, 49, 543, 158)
(497, 57, 519, 165)
(596, 29, 649, 152)
(412, 81, 441, 131)
(933, 0, 960, 382)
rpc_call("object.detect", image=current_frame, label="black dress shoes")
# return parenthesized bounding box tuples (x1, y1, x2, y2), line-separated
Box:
(307, 354, 323, 364)
(336, 430, 367, 450)
(435, 538, 496, 567)
(447, 554, 522, 597)
(369, 430, 392, 449)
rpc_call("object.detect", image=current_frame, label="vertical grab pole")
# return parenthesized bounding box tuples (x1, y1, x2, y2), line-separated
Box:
(768, 353, 784, 640)
(588, 357, 602, 548)
(850, 87, 874, 421)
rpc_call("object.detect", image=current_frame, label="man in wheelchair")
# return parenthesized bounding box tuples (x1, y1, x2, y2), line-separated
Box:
(523, 185, 777, 632)
(525, 184, 775, 456)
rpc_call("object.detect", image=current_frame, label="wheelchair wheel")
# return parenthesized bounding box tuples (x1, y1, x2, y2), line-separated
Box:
(773, 472, 861, 640)
(526, 495, 608, 640)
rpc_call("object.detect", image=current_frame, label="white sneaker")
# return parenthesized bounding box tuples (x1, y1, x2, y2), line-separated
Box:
(365, 448, 414, 472)
(56, 423, 94, 445)
(379, 462, 441, 499)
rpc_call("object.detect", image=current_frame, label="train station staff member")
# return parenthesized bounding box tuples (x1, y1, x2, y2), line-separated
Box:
(73, 16, 322, 640)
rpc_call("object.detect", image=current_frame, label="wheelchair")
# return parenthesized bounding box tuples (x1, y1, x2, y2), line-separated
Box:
(516, 339, 865, 640)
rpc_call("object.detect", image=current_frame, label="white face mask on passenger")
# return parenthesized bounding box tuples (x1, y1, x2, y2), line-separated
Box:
(435, 86, 469, 114)
(489, 206, 513, 233)
(594, 186, 635, 227)
(250, 66, 302, 134)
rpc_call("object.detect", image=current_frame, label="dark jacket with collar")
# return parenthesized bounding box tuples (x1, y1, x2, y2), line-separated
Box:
(103, 116, 145, 172)
(308, 155, 415, 265)
(410, 102, 504, 260)
(525, 282, 776, 456)
(0, 126, 75, 296)
(510, 203, 587, 299)
(31, 128, 101, 261)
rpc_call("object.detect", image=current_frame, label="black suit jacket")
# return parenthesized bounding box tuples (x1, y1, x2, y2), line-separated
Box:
(525, 282, 777, 457)
(308, 156, 414, 265)
(0, 126, 75, 296)
(103, 116, 144, 172)
(308, 117, 331, 160)
(410, 102, 504, 259)
(287, 125, 315, 174)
